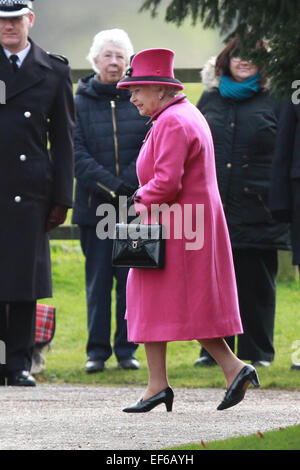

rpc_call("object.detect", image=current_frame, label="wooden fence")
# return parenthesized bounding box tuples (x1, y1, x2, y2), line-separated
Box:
(50, 69, 298, 281)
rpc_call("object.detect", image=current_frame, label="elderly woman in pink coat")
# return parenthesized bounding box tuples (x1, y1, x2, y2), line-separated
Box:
(117, 48, 260, 413)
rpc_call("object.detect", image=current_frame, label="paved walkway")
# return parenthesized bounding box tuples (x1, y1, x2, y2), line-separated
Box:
(0, 385, 299, 450)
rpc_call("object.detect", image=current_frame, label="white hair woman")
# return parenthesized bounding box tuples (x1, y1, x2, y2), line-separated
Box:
(72, 30, 148, 373)
(87, 28, 134, 76)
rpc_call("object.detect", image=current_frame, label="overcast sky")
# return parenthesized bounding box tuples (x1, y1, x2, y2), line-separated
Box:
(30, 0, 223, 70)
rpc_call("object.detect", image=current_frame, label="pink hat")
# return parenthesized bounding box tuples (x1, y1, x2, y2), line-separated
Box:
(117, 48, 184, 90)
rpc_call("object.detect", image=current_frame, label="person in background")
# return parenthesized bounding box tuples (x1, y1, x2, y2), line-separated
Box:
(116, 47, 260, 413)
(269, 100, 300, 371)
(195, 38, 290, 369)
(72, 29, 148, 373)
(0, 0, 74, 386)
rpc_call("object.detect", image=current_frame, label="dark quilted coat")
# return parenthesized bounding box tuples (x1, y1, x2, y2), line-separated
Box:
(72, 74, 148, 226)
(197, 83, 290, 251)
(269, 101, 300, 264)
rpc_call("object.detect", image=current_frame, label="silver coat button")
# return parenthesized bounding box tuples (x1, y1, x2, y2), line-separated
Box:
(20, 154, 27, 161)
(24, 111, 31, 118)
(14, 196, 21, 203)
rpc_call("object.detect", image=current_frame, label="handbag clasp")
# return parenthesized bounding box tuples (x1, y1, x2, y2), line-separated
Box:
(132, 241, 138, 249)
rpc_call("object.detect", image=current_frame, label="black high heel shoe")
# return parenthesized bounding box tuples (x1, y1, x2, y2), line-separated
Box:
(217, 364, 260, 411)
(123, 387, 174, 413)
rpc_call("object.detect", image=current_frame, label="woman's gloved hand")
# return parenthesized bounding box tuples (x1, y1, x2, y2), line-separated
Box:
(116, 183, 136, 197)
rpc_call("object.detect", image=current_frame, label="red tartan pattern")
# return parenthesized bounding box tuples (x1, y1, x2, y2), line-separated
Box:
(35, 304, 56, 345)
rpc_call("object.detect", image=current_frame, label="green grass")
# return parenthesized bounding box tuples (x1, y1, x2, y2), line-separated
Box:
(167, 425, 300, 450)
(39, 241, 300, 390)
(45, 83, 299, 451)
(37, 242, 300, 451)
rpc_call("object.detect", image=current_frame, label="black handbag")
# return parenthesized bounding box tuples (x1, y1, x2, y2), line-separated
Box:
(112, 223, 166, 269)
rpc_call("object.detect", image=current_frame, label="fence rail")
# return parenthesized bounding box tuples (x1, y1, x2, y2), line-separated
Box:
(50, 225, 79, 240)
(71, 68, 202, 84)
(49, 223, 298, 282)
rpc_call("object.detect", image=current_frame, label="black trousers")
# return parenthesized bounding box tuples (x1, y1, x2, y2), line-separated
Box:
(0, 301, 36, 375)
(201, 248, 278, 362)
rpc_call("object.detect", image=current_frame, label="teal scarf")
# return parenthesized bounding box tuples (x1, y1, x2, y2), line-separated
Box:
(219, 73, 261, 100)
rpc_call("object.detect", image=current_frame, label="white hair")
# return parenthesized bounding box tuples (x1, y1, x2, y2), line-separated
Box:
(151, 84, 179, 98)
(87, 28, 134, 73)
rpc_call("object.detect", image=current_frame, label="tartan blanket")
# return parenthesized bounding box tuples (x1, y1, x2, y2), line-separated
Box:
(35, 303, 56, 345)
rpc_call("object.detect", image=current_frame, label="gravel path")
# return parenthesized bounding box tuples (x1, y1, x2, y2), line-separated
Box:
(0, 384, 299, 450)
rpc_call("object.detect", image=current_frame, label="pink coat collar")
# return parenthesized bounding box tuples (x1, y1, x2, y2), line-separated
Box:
(147, 93, 186, 124)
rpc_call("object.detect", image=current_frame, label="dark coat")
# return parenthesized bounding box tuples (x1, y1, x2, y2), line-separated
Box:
(197, 85, 290, 251)
(0, 39, 75, 301)
(269, 101, 300, 264)
(72, 74, 148, 226)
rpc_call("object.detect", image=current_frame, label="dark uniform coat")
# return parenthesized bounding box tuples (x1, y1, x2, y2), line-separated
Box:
(0, 38, 75, 301)
(72, 74, 148, 226)
(269, 101, 300, 265)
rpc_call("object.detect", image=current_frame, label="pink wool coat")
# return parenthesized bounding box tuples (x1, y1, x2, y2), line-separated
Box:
(126, 94, 243, 343)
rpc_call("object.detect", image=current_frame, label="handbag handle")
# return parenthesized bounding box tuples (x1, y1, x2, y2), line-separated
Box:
(119, 189, 161, 226)
(118, 189, 140, 225)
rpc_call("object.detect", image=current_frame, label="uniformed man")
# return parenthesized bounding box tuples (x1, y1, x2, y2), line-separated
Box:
(0, 0, 74, 386)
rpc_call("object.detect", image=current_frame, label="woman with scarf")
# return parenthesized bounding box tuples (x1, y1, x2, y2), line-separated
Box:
(195, 38, 290, 368)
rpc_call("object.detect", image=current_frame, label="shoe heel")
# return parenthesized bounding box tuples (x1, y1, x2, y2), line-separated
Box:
(165, 388, 174, 412)
(165, 399, 173, 412)
(250, 370, 260, 388)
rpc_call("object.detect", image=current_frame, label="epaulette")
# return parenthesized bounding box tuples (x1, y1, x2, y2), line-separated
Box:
(47, 52, 69, 65)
